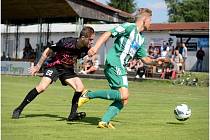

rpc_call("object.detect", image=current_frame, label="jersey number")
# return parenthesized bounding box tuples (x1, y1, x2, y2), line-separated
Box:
(46, 70, 53, 76)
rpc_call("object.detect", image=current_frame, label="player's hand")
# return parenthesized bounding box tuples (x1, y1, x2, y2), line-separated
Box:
(28, 65, 40, 76)
(88, 47, 97, 57)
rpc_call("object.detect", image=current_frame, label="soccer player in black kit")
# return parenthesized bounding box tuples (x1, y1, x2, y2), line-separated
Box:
(12, 26, 95, 121)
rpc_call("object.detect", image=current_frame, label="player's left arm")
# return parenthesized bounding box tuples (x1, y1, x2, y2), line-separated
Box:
(134, 44, 167, 66)
(29, 47, 53, 76)
(141, 57, 167, 66)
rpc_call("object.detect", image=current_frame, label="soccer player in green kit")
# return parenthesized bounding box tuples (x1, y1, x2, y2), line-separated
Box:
(79, 8, 164, 129)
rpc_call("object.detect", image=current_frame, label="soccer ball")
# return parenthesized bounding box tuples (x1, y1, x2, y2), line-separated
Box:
(174, 104, 191, 121)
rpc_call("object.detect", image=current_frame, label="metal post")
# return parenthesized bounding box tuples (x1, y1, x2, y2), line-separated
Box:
(35, 18, 43, 64)
(39, 18, 43, 52)
(46, 23, 50, 44)
(15, 25, 19, 59)
(5, 22, 9, 57)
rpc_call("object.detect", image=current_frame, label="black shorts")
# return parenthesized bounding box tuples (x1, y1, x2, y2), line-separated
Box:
(43, 67, 77, 86)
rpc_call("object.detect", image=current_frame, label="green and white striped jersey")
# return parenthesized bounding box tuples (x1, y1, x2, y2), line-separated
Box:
(106, 23, 148, 69)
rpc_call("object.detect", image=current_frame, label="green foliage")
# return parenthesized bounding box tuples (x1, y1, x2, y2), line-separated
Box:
(107, 0, 136, 13)
(172, 72, 209, 87)
(165, 0, 209, 22)
(1, 75, 208, 140)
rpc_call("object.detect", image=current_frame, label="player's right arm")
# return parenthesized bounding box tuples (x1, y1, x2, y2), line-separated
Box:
(29, 47, 53, 76)
(88, 31, 111, 56)
(88, 23, 132, 56)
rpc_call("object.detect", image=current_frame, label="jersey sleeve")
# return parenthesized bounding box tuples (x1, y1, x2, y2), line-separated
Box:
(109, 23, 134, 38)
(134, 44, 148, 59)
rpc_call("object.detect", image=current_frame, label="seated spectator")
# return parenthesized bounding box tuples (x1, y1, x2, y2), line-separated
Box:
(171, 49, 183, 79)
(79, 55, 99, 74)
(23, 43, 34, 60)
(1, 51, 6, 61)
(127, 59, 138, 71)
(135, 60, 145, 79)
(160, 41, 170, 58)
(1, 52, 11, 61)
(151, 49, 160, 59)
(148, 42, 155, 56)
(160, 61, 173, 79)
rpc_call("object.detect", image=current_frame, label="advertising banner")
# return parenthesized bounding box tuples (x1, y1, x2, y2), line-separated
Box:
(1, 61, 31, 75)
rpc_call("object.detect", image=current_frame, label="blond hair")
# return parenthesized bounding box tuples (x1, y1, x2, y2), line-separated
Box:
(135, 8, 152, 20)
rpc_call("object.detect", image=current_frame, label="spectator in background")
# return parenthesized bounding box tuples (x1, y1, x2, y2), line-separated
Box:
(181, 43, 187, 73)
(79, 55, 99, 74)
(23, 40, 34, 60)
(127, 59, 138, 72)
(171, 48, 183, 79)
(148, 42, 155, 56)
(135, 59, 145, 79)
(1, 51, 6, 61)
(3, 53, 12, 61)
(168, 37, 174, 58)
(151, 49, 160, 59)
(160, 41, 170, 58)
(196, 47, 205, 72)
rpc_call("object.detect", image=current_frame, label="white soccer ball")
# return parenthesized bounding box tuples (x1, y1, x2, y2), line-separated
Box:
(174, 104, 191, 121)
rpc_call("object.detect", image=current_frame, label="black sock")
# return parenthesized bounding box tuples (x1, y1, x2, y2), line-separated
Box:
(17, 88, 39, 111)
(70, 92, 82, 115)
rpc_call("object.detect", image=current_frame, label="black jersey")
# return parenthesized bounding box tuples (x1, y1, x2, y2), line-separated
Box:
(47, 37, 88, 68)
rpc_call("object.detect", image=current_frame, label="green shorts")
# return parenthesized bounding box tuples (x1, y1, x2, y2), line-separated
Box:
(104, 64, 128, 89)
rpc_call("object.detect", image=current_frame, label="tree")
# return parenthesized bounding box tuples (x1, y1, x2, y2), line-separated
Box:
(165, 0, 209, 22)
(107, 0, 136, 13)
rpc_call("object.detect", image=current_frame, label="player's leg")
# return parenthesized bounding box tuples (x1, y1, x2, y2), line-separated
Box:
(200, 60, 203, 72)
(78, 65, 123, 107)
(98, 66, 129, 128)
(79, 65, 128, 128)
(63, 77, 86, 121)
(12, 68, 58, 119)
(12, 77, 52, 119)
(98, 87, 128, 129)
(196, 60, 200, 72)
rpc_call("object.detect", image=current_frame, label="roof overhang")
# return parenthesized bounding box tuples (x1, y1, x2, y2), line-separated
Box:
(169, 30, 209, 38)
(147, 22, 209, 31)
(2, 0, 133, 25)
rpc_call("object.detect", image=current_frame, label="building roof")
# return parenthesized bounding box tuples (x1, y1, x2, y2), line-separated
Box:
(148, 22, 209, 31)
(2, 0, 133, 25)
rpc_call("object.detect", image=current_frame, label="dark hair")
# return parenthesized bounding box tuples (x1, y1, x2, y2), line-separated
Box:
(79, 26, 95, 38)
(175, 47, 179, 51)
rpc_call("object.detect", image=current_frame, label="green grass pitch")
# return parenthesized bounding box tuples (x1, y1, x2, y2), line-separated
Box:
(1, 75, 209, 140)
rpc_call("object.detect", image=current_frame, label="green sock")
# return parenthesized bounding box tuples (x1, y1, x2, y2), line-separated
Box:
(87, 90, 121, 101)
(101, 101, 124, 123)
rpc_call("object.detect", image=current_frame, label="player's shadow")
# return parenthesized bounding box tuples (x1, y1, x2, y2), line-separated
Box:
(23, 114, 120, 126)
(166, 122, 186, 125)
(23, 114, 66, 121)
(67, 117, 121, 126)
(66, 116, 101, 126)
